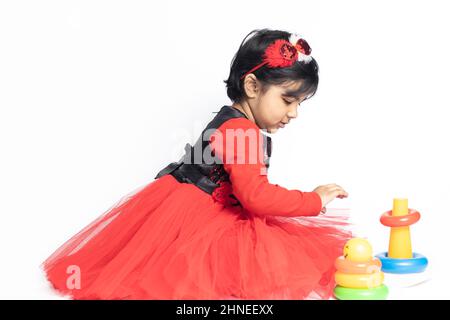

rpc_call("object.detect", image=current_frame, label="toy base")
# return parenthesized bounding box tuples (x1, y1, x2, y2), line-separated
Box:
(375, 252, 428, 274)
(333, 284, 389, 300)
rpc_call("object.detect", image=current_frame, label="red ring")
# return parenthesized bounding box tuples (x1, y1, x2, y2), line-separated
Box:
(380, 208, 420, 227)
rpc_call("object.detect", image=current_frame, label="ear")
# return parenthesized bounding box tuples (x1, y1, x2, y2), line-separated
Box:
(242, 74, 261, 99)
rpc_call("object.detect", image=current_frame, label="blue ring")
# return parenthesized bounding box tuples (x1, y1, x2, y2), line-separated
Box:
(375, 252, 428, 274)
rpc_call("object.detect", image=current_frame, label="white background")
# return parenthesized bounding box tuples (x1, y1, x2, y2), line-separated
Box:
(1, 0, 449, 299)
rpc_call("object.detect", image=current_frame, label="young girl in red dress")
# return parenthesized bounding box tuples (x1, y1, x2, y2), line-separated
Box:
(41, 28, 352, 300)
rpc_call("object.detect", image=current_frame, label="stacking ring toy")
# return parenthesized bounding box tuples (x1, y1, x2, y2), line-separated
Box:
(377, 199, 429, 273)
(375, 252, 428, 274)
(335, 256, 382, 274)
(335, 271, 384, 289)
(334, 284, 388, 300)
(380, 209, 421, 227)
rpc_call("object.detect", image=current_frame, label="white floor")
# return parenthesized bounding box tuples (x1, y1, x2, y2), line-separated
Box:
(383, 270, 434, 300)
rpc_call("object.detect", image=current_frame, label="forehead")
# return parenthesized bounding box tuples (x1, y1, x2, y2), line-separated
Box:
(276, 81, 309, 100)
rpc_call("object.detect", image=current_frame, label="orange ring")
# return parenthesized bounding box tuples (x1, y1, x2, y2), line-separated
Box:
(379, 209, 420, 227)
(335, 256, 382, 274)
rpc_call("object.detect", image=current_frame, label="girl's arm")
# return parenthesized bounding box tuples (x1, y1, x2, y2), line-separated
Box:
(209, 118, 322, 217)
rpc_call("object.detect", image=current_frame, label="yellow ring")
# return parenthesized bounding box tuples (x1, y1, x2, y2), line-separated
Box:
(335, 271, 384, 289)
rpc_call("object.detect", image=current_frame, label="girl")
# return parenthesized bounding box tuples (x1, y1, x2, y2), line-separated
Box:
(41, 28, 352, 300)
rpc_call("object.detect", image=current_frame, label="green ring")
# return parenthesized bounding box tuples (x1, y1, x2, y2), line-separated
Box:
(334, 284, 389, 300)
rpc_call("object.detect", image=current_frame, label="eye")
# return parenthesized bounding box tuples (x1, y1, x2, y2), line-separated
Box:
(283, 99, 295, 105)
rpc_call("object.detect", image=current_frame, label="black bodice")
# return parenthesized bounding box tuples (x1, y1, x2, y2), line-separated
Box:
(154, 106, 272, 196)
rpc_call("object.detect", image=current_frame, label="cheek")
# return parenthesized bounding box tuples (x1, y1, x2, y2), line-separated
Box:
(270, 107, 286, 123)
(261, 103, 284, 122)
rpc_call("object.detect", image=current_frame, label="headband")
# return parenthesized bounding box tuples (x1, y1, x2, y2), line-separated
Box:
(240, 33, 312, 80)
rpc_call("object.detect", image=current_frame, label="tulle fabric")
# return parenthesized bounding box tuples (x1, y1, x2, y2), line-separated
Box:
(41, 174, 352, 300)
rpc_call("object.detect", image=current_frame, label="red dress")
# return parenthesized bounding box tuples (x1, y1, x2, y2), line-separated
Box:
(41, 110, 352, 300)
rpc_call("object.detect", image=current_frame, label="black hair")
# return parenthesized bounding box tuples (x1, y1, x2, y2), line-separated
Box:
(224, 28, 319, 103)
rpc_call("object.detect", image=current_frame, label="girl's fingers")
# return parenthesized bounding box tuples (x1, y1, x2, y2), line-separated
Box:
(331, 188, 348, 198)
(322, 184, 349, 200)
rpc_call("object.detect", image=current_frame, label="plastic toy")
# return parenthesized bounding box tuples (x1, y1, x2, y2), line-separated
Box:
(335, 256, 382, 274)
(333, 238, 388, 300)
(375, 198, 428, 274)
(334, 284, 388, 300)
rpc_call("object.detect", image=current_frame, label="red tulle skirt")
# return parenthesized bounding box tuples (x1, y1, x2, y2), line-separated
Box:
(41, 174, 352, 300)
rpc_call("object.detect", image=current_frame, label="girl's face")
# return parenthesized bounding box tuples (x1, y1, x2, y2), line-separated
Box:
(235, 75, 311, 134)
(253, 80, 309, 133)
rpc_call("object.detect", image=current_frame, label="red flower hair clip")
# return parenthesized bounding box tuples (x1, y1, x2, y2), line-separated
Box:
(240, 34, 312, 80)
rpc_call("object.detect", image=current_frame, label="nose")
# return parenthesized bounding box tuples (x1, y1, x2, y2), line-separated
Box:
(287, 104, 298, 119)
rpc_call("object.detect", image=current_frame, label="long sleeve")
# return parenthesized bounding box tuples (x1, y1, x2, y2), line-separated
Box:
(209, 117, 322, 217)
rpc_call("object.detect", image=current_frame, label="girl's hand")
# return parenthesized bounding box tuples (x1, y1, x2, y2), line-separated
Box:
(313, 183, 349, 209)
